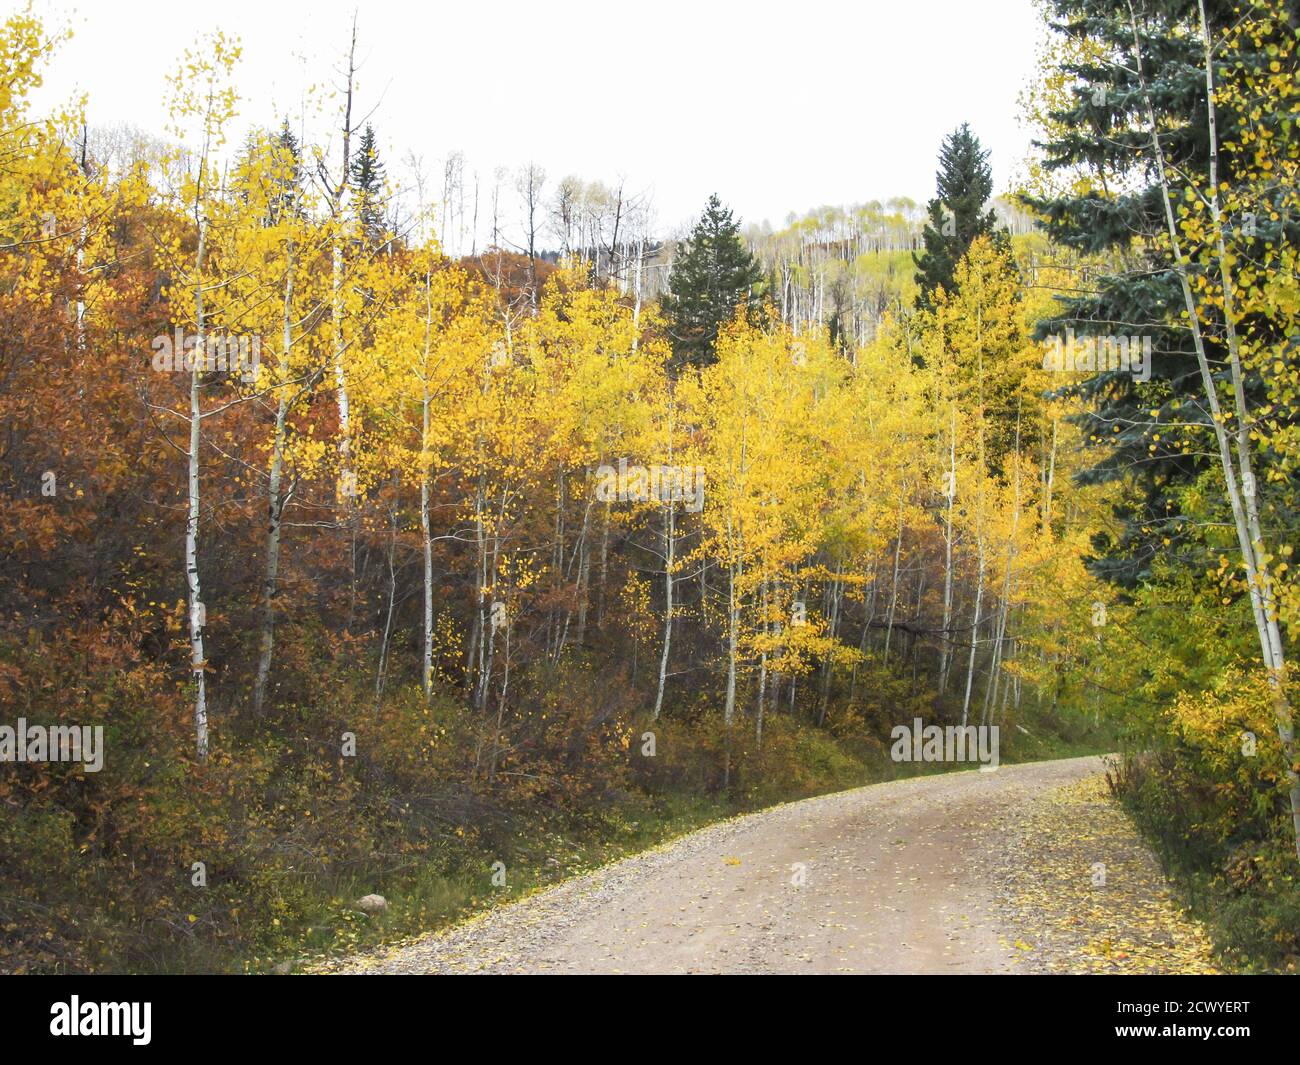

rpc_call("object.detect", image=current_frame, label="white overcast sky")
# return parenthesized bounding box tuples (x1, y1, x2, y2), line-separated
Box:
(26, 0, 1045, 239)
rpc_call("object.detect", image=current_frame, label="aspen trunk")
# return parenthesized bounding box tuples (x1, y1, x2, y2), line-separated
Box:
(984, 442, 1020, 723)
(938, 409, 957, 692)
(187, 215, 208, 761)
(883, 497, 904, 663)
(631, 233, 644, 352)
(375, 508, 398, 706)
(331, 22, 359, 637)
(1042, 417, 1057, 533)
(421, 384, 434, 699)
(818, 562, 843, 726)
(653, 497, 674, 720)
(961, 537, 985, 728)
(420, 273, 435, 699)
(724, 557, 738, 729)
(252, 243, 294, 719)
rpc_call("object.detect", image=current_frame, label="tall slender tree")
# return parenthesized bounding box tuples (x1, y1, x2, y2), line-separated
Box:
(913, 123, 1001, 311)
(661, 194, 761, 369)
(350, 123, 387, 247)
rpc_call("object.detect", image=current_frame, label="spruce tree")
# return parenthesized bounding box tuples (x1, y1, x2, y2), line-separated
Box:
(662, 194, 762, 369)
(1023, 0, 1296, 586)
(269, 117, 303, 225)
(913, 123, 1001, 311)
(349, 124, 387, 246)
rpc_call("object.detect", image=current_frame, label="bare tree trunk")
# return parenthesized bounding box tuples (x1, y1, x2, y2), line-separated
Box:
(597, 501, 610, 627)
(487, 620, 512, 783)
(375, 507, 399, 707)
(253, 242, 295, 719)
(326, 17, 361, 627)
(938, 409, 957, 691)
(961, 537, 985, 728)
(653, 498, 675, 720)
(473, 478, 489, 711)
(850, 565, 877, 702)
(1041, 416, 1057, 533)
(547, 471, 564, 659)
(883, 497, 905, 663)
(818, 562, 843, 726)
(478, 490, 505, 712)
(907, 566, 927, 695)
(631, 232, 645, 352)
(187, 215, 209, 761)
(984, 436, 1021, 723)
(420, 275, 435, 700)
(724, 556, 738, 729)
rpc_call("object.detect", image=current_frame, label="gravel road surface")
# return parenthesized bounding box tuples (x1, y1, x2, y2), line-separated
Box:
(330, 755, 1122, 974)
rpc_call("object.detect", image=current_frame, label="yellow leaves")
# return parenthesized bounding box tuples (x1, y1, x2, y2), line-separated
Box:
(166, 31, 243, 166)
(1001, 778, 1221, 975)
(690, 316, 849, 578)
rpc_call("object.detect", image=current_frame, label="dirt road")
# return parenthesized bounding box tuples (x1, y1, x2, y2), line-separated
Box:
(328, 755, 1213, 975)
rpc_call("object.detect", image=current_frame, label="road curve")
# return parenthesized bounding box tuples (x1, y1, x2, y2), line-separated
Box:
(329, 755, 1117, 974)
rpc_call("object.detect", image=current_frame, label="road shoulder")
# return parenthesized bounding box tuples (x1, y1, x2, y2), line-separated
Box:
(990, 773, 1220, 974)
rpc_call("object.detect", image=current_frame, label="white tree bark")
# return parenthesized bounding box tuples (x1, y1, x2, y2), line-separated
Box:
(961, 536, 985, 728)
(331, 17, 358, 511)
(653, 497, 675, 720)
(420, 273, 435, 700)
(187, 214, 209, 761)
(938, 409, 957, 691)
(883, 496, 905, 663)
(984, 437, 1021, 723)
(252, 242, 295, 719)
(725, 555, 738, 729)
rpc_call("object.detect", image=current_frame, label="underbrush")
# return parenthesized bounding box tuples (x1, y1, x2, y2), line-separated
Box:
(1109, 749, 1300, 973)
(0, 634, 1110, 974)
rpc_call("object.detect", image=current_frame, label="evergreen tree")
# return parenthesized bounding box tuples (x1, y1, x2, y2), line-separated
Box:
(662, 194, 762, 368)
(349, 123, 387, 246)
(1022, 0, 1296, 586)
(913, 123, 1001, 311)
(269, 117, 303, 225)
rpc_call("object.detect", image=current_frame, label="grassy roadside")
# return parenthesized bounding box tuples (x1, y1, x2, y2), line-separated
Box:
(283, 720, 1112, 976)
(0, 656, 1112, 977)
(1110, 757, 1300, 975)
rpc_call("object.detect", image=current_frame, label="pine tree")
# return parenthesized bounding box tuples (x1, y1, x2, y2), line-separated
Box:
(913, 123, 1001, 311)
(661, 194, 762, 369)
(349, 123, 387, 246)
(269, 117, 303, 224)
(1022, 0, 1295, 586)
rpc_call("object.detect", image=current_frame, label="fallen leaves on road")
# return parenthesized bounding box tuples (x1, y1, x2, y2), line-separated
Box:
(994, 776, 1219, 974)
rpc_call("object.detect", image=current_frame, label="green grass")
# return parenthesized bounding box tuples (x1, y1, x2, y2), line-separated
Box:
(1117, 782, 1300, 974)
(281, 715, 1113, 975)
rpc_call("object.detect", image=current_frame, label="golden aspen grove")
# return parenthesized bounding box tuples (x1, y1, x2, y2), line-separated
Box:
(0, 0, 1298, 1014)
